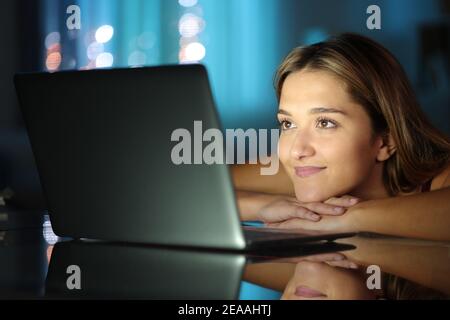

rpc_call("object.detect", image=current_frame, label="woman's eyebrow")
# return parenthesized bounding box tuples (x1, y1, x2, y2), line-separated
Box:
(309, 107, 347, 115)
(278, 107, 347, 116)
(277, 109, 292, 116)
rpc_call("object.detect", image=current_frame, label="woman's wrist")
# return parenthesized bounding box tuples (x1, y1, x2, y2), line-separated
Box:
(344, 202, 367, 233)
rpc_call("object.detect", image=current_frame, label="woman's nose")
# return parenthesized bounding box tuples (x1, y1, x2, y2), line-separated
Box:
(290, 130, 315, 160)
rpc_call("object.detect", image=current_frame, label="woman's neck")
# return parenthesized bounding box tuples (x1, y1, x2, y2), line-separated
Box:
(350, 163, 391, 201)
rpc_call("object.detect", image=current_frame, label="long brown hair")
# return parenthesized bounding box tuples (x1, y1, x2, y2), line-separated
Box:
(275, 33, 450, 195)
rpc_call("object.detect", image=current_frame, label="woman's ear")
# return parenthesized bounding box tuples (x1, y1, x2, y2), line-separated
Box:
(376, 133, 396, 162)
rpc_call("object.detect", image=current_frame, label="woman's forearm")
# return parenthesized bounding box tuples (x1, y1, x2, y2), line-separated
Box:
(236, 190, 283, 221)
(231, 162, 295, 196)
(352, 187, 450, 241)
(340, 237, 450, 295)
(231, 161, 296, 221)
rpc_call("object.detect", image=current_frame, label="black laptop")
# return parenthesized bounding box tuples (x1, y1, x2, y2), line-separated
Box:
(14, 65, 355, 251)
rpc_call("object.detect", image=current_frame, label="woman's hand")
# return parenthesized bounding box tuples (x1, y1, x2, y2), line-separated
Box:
(242, 252, 357, 292)
(281, 261, 375, 300)
(259, 195, 360, 226)
(277, 252, 359, 270)
(303, 253, 358, 269)
(266, 207, 359, 232)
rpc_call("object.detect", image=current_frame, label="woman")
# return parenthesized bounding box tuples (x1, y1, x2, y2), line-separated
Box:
(233, 33, 450, 241)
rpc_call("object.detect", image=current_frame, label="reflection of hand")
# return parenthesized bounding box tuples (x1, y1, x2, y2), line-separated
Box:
(277, 252, 359, 270)
(258, 195, 360, 226)
(281, 261, 375, 300)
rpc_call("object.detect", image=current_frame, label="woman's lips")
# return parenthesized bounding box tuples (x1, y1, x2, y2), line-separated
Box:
(294, 166, 326, 178)
(295, 286, 326, 298)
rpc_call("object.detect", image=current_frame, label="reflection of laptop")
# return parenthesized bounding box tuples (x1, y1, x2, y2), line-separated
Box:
(45, 240, 355, 299)
(14, 65, 354, 250)
(46, 240, 246, 299)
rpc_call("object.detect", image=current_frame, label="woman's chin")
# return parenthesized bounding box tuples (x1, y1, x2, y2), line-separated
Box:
(294, 189, 332, 203)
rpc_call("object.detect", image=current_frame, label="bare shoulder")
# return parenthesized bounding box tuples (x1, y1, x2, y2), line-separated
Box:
(431, 163, 450, 190)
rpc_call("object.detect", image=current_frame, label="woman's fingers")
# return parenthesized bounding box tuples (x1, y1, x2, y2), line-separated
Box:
(325, 260, 359, 269)
(303, 253, 347, 262)
(258, 195, 360, 225)
(291, 206, 321, 221)
(273, 253, 359, 270)
(303, 253, 359, 269)
(301, 201, 346, 216)
(259, 199, 322, 222)
(324, 195, 360, 207)
(277, 252, 346, 264)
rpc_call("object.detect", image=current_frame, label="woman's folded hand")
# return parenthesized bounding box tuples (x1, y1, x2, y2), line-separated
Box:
(257, 194, 360, 225)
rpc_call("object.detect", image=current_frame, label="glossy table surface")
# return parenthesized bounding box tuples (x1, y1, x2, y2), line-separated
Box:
(1, 205, 449, 300)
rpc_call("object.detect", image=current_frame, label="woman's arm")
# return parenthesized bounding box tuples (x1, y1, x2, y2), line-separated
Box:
(231, 160, 295, 221)
(338, 237, 450, 296)
(351, 165, 450, 240)
(277, 186, 450, 241)
(351, 185, 450, 241)
(230, 160, 294, 196)
(264, 167, 450, 241)
(235, 190, 283, 221)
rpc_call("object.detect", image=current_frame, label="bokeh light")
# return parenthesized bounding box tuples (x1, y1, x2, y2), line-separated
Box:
(46, 52, 62, 71)
(87, 41, 105, 60)
(179, 0, 198, 7)
(95, 25, 114, 44)
(137, 32, 156, 50)
(179, 36, 198, 48)
(45, 32, 60, 49)
(84, 30, 97, 46)
(179, 13, 205, 38)
(95, 52, 114, 68)
(179, 42, 205, 63)
(178, 0, 205, 64)
(128, 50, 147, 67)
(46, 43, 61, 54)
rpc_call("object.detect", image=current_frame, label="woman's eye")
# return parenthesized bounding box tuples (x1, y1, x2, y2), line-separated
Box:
(280, 120, 295, 130)
(317, 118, 337, 129)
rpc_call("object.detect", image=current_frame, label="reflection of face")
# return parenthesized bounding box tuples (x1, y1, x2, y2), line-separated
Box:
(278, 70, 385, 202)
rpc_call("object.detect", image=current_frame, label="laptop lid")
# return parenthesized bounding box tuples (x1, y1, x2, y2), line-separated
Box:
(15, 65, 246, 250)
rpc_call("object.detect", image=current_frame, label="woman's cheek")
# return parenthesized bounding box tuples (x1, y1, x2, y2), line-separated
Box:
(277, 135, 291, 168)
(331, 146, 376, 191)
(312, 146, 366, 198)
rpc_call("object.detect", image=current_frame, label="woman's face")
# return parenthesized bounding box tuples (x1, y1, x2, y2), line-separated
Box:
(278, 69, 384, 202)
